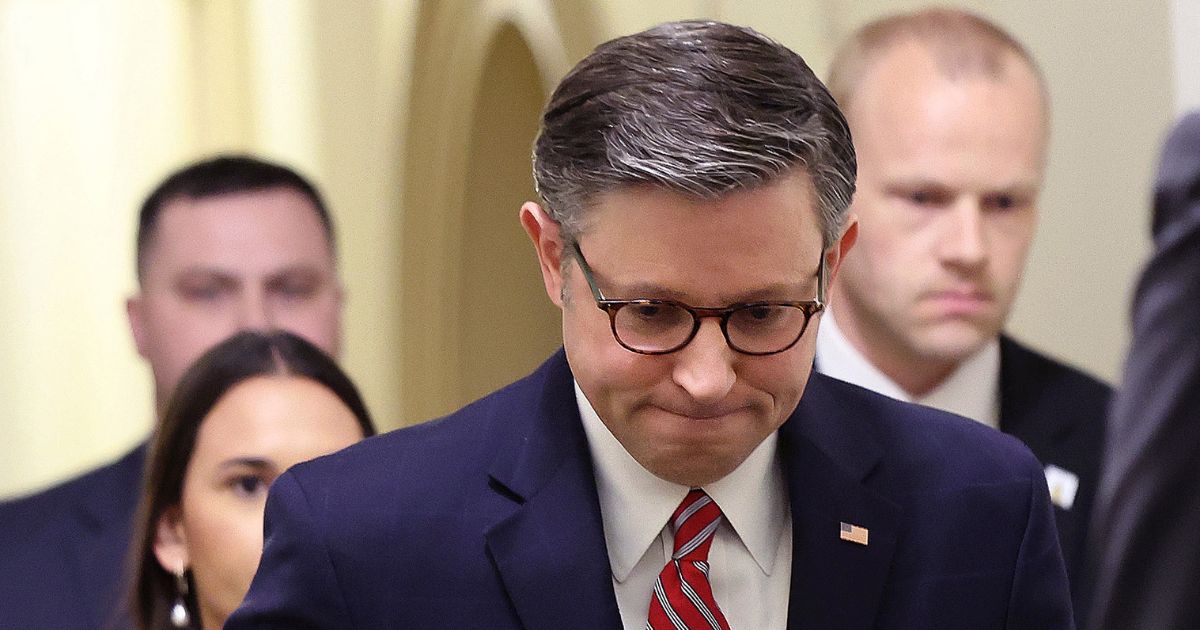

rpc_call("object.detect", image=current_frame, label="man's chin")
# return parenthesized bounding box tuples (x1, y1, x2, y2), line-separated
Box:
(921, 342, 991, 367)
(912, 323, 997, 364)
(625, 425, 750, 487)
(642, 454, 741, 488)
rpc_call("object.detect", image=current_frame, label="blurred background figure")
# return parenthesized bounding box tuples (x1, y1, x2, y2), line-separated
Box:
(0, 155, 345, 630)
(815, 7, 1109, 614)
(129, 330, 375, 630)
(1087, 111, 1200, 630)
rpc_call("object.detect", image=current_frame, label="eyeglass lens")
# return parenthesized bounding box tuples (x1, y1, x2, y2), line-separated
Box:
(612, 302, 811, 354)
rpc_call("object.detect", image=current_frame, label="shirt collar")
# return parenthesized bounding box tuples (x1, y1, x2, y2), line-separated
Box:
(816, 309, 1001, 428)
(575, 382, 788, 581)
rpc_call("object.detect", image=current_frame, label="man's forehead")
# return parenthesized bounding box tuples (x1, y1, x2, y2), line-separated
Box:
(145, 191, 333, 261)
(141, 204, 333, 286)
(865, 116, 1046, 188)
(851, 70, 1047, 188)
(154, 188, 323, 231)
(877, 171, 1043, 195)
(575, 173, 826, 301)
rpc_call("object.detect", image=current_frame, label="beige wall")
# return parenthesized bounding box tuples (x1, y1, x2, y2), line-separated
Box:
(0, 0, 418, 497)
(0, 1, 191, 497)
(0, 0, 1177, 498)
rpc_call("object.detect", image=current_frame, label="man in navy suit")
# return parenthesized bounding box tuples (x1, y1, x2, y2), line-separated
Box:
(229, 21, 1072, 629)
(813, 9, 1109, 613)
(1086, 112, 1200, 629)
(0, 155, 345, 629)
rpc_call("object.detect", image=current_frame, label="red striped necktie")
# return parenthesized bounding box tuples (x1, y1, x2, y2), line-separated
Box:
(646, 489, 731, 630)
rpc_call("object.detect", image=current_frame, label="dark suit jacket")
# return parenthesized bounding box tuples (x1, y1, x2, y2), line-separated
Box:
(227, 350, 1071, 629)
(1086, 112, 1200, 630)
(998, 335, 1111, 615)
(0, 444, 144, 630)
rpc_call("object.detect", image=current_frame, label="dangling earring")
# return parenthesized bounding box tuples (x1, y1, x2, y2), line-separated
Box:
(170, 568, 190, 628)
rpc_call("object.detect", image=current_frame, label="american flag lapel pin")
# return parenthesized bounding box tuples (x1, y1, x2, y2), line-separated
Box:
(839, 521, 869, 546)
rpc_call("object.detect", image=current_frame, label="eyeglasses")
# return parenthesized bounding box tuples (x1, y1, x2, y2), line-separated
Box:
(571, 242, 826, 356)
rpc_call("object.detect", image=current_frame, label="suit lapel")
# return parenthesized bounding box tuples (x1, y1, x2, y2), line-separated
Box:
(998, 335, 1071, 450)
(483, 351, 622, 629)
(782, 375, 901, 630)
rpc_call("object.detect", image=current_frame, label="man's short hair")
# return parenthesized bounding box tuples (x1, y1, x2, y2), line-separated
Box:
(827, 7, 1046, 113)
(135, 155, 334, 281)
(532, 20, 856, 251)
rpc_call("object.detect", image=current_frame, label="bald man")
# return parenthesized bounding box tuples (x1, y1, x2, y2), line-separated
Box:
(815, 8, 1109, 618)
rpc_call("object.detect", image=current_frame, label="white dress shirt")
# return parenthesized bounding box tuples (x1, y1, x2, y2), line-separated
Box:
(575, 382, 792, 630)
(815, 309, 1001, 428)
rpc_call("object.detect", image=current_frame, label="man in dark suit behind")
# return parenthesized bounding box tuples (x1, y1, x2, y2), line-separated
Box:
(0, 155, 346, 629)
(813, 9, 1109, 613)
(1086, 112, 1200, 630)
(229, 21, 1072, 629)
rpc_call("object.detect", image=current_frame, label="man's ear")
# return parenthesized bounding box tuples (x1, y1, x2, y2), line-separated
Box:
(519, 202, 567, 308)
(126, 294, 150, 360)
(824, 216, 859, 284)
(152, 506, 190, 575)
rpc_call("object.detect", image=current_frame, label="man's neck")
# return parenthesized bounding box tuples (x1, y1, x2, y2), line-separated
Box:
(867, 349, 957, 398)
(824, 312, 958, 397)
(816, 310, 1003, 428)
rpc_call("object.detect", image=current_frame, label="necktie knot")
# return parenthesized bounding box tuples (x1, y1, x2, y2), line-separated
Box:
(670, 489, 723, 562)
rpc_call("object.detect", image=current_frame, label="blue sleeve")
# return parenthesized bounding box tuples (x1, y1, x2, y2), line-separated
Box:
(1007, 464, 1076, 629)
(225, 470, 355, 629)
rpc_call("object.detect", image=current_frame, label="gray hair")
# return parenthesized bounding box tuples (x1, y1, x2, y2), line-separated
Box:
(532, 20, 856, 253)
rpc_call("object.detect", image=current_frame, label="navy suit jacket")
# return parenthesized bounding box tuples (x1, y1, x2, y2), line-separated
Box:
(998, 335, 1110, 615)
(229, 350, 1071, 629)
(0, 444, 144, 630)
(1086, 112, 1200, 630)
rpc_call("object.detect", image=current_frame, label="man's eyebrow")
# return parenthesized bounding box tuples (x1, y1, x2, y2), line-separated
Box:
(990, 182, 1040, 196)
(599, 279, 817, 304)
(265, 264, 327, 280)
(271, 263, 324, 273)
(173, 267, 240, 283)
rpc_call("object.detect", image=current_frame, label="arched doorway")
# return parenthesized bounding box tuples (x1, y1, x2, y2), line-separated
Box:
(399, 0, 593, 422)
(456, 24, 562, 405)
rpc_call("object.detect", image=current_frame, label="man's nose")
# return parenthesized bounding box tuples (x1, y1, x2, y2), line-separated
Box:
(671, 319, 737, 404)
(237, 290, 274, 331)
(939, 200, 987, 268)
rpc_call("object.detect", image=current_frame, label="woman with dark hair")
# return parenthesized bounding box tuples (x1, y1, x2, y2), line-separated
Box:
(128, 330, 375, 629)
